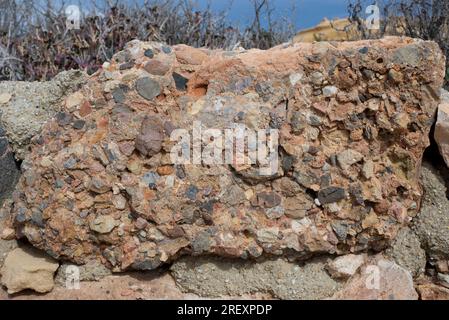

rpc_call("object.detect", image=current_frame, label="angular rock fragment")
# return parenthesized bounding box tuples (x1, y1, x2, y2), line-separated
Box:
(332, 256, 418, 300)
(317, 186, 346, 205)
(2, 38, 445, 271)
(337, 149, 363, 170)
(326, 254, 366, 280)
(172, 72, 188, 91)
(135, 77, 161, 100)
(89, 215, 116, 234)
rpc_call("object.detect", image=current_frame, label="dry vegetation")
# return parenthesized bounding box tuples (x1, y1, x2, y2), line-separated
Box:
(0, 0, 295, 81)
(2, 0, 448, 83)
(348, 0, 449, 81)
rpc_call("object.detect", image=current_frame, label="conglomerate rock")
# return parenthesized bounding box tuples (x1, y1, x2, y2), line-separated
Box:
(1, 37, 445, 271)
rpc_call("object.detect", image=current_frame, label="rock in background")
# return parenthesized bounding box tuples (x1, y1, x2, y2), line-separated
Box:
(1, 37, 445, 273)
(0, 70, 86, 160)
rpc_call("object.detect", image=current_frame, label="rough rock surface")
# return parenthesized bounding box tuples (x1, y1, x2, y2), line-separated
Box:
(171, 256, 341, 299)
(0, 239, 17, 268)
(55, 260, 112, 285)
(385, 227, 426, 278)
(326, 253, 365, 279)
(0, 126, 19, 206)
(0, 70, 86, 160)
(0, 272, 272, 300)
(1, 37, 445, 271)
(413, 162, 449, 263)
(0, 246, 59, 294)
(435, 89, 449, 167)
(417, 282, 449, 300)
(332, 256, 418, 300)
(0, 199, 18, 269)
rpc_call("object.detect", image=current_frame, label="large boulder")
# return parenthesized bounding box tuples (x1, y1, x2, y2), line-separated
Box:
(1, 37, 445, 271)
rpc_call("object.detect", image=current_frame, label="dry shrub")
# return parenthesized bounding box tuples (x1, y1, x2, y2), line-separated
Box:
(0, 0, 295, 81)
(348, 0, 449, 83)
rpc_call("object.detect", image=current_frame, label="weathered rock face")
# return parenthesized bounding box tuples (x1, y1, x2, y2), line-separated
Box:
(413, 162, 449, 264)
(55, 260, 112, 285)
(0, 126, 19, 206)
(171, 256, 341, 300)
(435, 89, 449, 167)
(417, 282, 449, 300)
(0, 238, 17, 268)
(385, 227, 426, 278)
(325, 253, 365, 280)
(332, 255, 418, 300)
(1, 37, 445, 271)
(0, 70, 86, 160)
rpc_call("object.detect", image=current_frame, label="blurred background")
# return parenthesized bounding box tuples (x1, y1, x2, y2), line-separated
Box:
(0, 0, 447, 83)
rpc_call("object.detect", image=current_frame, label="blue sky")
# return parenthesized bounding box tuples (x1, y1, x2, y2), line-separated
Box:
(54, 0, 349, 31)
(194, 0, 349, 30)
